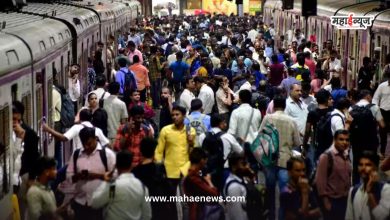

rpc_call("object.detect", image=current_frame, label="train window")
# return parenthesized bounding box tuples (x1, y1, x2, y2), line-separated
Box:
(58, 33, 64, 41)
(65, 30, 71, 38)
(11, 84, 17, 102)
(50, 37, 55, 46)
(39, 41, 46, 52)
(6, 50, 18, 65)
(21, 94, 32, 125)
(85, 19, 89, 26)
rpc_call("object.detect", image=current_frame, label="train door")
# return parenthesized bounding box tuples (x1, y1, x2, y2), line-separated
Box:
(35, 68, 46, 155)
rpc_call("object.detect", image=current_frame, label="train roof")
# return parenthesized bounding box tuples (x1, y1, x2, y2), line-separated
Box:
(72, 1, 128, 22)
(0, 32, 31, 76)
(20, 3, 99, 35)
(0, 12, 72, 74)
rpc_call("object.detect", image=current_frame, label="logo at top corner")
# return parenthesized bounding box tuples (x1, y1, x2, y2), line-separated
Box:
(330, 13, 374, 30)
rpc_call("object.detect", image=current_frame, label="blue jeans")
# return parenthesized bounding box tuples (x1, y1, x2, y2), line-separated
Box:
(264, 166, 289, 220)
(150, 78, 161, 108)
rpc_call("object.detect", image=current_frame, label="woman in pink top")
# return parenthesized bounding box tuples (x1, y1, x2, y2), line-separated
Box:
(311, 69, 325, 94)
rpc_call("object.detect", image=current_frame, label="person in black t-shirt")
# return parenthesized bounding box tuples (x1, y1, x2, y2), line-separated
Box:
(357, 57, 374, 91)
(303, 89, 333, 164)
(280, 157, 321, 220)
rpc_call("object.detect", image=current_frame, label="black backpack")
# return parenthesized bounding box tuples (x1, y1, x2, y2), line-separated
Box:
(315, 112, 344, 157)
(124, 69, 136, 92)
(224, 179, 268, 220)
(54, 86, 75, 128)
(202, 131, 225, 192)
(350, 104, 378, 150)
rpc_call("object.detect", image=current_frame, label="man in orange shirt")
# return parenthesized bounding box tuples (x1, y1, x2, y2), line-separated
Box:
(129, 55, 150, 102)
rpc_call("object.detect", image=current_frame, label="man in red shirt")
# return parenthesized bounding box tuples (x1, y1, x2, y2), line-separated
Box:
(129, 55, 150, 102)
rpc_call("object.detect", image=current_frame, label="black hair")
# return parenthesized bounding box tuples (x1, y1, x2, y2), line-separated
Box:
(79, 127, 96, 146)
(133, 55, 140, 63)
(96, 75, 107, 87)
(315, 89, 331, 105)
(79, 109, 92, 122)
(118, 57, 128, 67)
(286, 157, 305, 171)
(140, 137, 157, 158)
(129, 105, 145, 117)
(287, 67, 295, 76)
(108, 82, 120, 94)
(297, 53, 305, 66)
(252, 62, 260, 71)
(334, 129, 349, 140)
(12, 101, 25, 116)
(116, 150, 133, 170)
(273, 95, 286, 110)
(193, 76, 205, 84)
(185, 76, 193, 87)
(210, 113, 225, 128)
(190, 99, 203, 112)
(228, 152, 246, 171)
(127, 41, 135, 48)
(271, 54, 278, 63)
(189, 147, 207, 164)
(335, 97, 351, 110)
(359, 150, 380, 168)
(239, 89, 252, 104)
(358, 89, 372, 100)
(172, 105, 187, 116)
(36, 156, 57, 176)
(176, 51, 184, 60)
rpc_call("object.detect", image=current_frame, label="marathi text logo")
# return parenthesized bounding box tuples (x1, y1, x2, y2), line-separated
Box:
(331, 14, 374, 30)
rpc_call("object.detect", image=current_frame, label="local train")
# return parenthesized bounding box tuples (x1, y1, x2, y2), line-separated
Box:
(0, 0, 141, 218)
(263, 0, 390, 89)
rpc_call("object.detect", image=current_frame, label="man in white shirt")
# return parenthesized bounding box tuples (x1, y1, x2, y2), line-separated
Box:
(373, 71, 390, 155)
(322, 50, 343, 79)
(179, 77, 196, 113)
(345, 151, 390, 220)
(248, 24, 259, 43)
(103, 82, 128, 143)
(194, 76, 215, 115)
(92, 150, 152, 220)
(330, 97, 352, 135)
(42, 109, 109, 151)
(228, 90, 262, 144)
(85, 75, 110, 107)
(68, 64, 81, 113)
(285, 83, 308, 137)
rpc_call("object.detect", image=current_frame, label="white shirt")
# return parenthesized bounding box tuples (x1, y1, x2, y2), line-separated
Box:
(330, 108, 346, 135)
(235, 81, 252, 96)
(228, 103, 262, 143)
(198, 128, 243, 168)
(85, 88, 111, 107)
(91, 173, 152, 220)
(373, 81, 390, 111)
(322, 58, 342, 78)
(103, 95, 128, 139)
(345, 183, 390, 220)
(248, 29, 258, 43)
(225, 174, 248, 220)
(179, 89, 195, 113)
(198, 84, 215, 115)
(64, 121, 109, 151)
(12, 133, 23, 186)
(285, 96, 308, 136)
(167, 54, 177, 65)
(68, 78, 81, 102)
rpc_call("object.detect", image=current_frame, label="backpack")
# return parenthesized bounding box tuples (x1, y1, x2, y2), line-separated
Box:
(248, 120, 279, 167)
(165, 43, 174, 57)
(349, 104, 378, 150)
(315, 112, 344, 157)
(55, 86, 75, 128)
(224, 179, 268, 220)
(202, 131, 225, 192)
(73, 145, 108, 174)
(123, 69, 136, 91)
(187, 114, 208, 146)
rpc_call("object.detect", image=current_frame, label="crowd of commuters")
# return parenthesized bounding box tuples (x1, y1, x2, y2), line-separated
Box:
(9, 12, 390, 220)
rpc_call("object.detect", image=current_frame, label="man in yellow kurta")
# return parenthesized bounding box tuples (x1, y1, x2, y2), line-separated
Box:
(155, 105, 196, 219)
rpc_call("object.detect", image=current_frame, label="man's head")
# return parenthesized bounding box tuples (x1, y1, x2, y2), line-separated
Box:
(335, 97, 351, 111)
(36, 156, 57, 181)
(127, 41, 136, 52)
(287, 157, 306, 184)
(190, 99, 203, 113)
(326, 40, 333, 50)
(108, 82, 120, 95)
(185, 77, 195, 91)
(189, 148, 208, 169)
(133, 55, 140, 64)
(287, 68, 295, 76)
(140, 137, 157, 159)
(176, 51, 184, 60)
(12, 101, 24, 125)
(193, 76, 205, 90)
(273, 95, 286, 111)
(210, 113, 227, 131)
(171, 105, 186, 127)
(297, 53, 305, 66)
(333, 129, 350, 152)
(118, 57, 128, 68)
(130, 90, 141, 102)
(238, 89, 252, 104)
(358, 89, 372, 103)
(290, 83, 302, 101)
(95, 75, 107, 88)
(228, 152, 252, 178)
(79, 127, 98, 155)
(330, 50, 337, 61)
(358, 150, 380, 182)
(79, 109, 93, 122)
(129, 106, 145, 128)
(363, 57, 370, 67)
(315, 89, 332, 107)
(116, 150, 133, 172)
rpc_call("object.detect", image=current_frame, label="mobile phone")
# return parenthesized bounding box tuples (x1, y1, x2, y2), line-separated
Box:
(81, 170, 89, 177)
